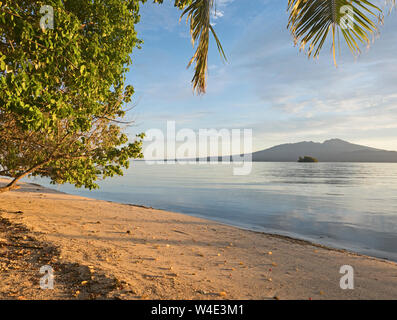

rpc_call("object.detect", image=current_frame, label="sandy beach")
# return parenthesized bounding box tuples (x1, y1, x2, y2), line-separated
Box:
(0, 178, 397, 300)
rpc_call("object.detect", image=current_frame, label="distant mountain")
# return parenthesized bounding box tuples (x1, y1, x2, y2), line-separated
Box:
(251, 139, 397, 162)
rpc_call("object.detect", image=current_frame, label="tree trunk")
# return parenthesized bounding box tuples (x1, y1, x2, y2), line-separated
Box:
(0, 177, 22, 193)
(0, 160, 51, 193)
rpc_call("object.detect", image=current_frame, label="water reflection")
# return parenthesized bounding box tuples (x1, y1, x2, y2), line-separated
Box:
(31, 162, 397, 261)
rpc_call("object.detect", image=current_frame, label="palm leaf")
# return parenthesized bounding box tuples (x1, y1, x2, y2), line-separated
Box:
(181, 0, 227, 94)
(288, 0, 382, 65)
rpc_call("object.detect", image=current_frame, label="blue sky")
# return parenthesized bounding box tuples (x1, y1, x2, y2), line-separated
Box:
(124, 0, 397, 153)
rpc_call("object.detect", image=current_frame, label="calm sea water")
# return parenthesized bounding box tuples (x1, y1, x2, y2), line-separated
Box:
(30, 162, 397, 261)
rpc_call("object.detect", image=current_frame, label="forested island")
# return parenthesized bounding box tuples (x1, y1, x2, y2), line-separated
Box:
(298, 156, 319, 163)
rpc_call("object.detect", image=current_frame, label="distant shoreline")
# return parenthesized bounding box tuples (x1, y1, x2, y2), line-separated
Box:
(135, 159, 397, 163)
(140, 138, 397, 163)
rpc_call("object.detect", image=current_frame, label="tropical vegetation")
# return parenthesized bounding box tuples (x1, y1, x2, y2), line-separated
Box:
(0, 0, 395, 192)
(298, 156, 319, 163)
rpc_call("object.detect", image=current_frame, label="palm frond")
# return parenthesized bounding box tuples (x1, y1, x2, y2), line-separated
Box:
(288, 0, 382, 65)
(181, 0, 227, 94)
(386, 0, 396, 13)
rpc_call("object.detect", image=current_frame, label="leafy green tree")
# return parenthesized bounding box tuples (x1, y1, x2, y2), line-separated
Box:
(0, 100, 144, 193)
(0, 0, 145, 192)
